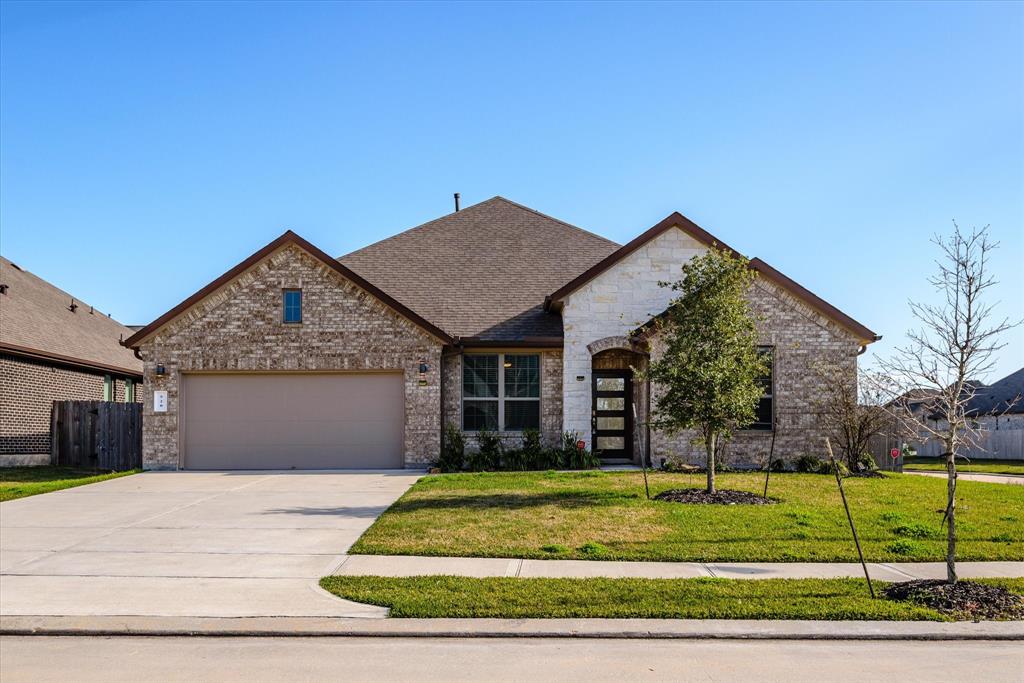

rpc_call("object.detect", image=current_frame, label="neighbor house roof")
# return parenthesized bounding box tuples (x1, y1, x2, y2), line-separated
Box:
(966, 368, 1024, 416)
(546, 211, 880, 345)
(0, 255, 143, 376)
(123, 231, 455, 348)
(339, 196, 620, 341)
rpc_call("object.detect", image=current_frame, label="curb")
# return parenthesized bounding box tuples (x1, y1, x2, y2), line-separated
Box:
(3, 616, 1022, 640)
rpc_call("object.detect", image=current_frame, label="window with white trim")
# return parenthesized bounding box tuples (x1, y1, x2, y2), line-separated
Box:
(462, 354, 540, 431)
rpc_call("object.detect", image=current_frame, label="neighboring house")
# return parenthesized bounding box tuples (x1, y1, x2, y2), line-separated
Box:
(123, 197, 879, 471)
(886, 369, 1024, 459)
(0, 256, 143, 466)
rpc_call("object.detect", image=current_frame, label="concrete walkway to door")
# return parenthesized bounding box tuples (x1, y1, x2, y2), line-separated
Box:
(0, 470, 421, 619)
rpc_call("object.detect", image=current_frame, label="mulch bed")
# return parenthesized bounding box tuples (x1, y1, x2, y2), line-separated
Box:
(883, 579, 1024, 620)
(653, 488, 774, 505)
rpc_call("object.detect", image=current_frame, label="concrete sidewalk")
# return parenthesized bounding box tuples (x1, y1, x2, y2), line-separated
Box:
(904, 470, 1024, 485)
(334, 555, 1024, 581)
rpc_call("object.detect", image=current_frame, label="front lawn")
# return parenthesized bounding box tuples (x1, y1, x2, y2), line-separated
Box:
(0, 466, 139, 502)
(319, 575, 1024, 620)
(350, 471, 1024, 562)
(904, 458, 1024, 476)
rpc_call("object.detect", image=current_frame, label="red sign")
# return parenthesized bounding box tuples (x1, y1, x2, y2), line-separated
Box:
(890, 448, 901, 459)
(577, 440, 586, 451)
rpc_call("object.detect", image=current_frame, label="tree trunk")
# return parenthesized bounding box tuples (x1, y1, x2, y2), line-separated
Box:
(706, 432, 716, 494)
(945, 445, 958, 585)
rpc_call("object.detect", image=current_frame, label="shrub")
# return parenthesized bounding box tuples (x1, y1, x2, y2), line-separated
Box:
(466, 429, 503, 471)
(435, 424, 465, 473)
(795, 455, 822, 473)
(560, 430, 600, 470)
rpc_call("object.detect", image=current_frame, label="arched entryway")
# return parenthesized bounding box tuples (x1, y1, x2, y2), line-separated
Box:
(589, 340, 648, 464)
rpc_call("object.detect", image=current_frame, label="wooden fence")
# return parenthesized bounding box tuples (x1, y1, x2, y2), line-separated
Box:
(50, 401, 142, 471)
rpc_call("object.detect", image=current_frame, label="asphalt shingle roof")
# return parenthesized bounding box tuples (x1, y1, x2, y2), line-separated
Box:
(339, 197, 620, 340)
(0, 256, 142, 374)
(968, 368, 1024, 416)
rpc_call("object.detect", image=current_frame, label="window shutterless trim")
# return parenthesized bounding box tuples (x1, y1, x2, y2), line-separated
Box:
(462, 352, 541, 432)
(741, 345, 774, 431)
(282, 288, 302, 324)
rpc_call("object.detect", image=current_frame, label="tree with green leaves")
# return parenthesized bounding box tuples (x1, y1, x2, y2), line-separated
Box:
(642, 247, 769, 494)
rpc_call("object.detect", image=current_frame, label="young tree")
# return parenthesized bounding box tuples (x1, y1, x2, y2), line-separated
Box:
(879, 223, 1018, 585)
(643, 247, 769, 494)
(814, 364, 892, 472)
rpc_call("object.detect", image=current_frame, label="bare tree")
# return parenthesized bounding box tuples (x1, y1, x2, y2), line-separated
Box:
(815, 364, 892, 472)
(878, 223, 1018, 585)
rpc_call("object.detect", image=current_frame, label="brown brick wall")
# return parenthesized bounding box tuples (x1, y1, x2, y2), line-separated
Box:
(0, 354, 141, 455)
(648, 278, 863, 468)
(442, 348, 563, 449)
(136, 244, 445, 470)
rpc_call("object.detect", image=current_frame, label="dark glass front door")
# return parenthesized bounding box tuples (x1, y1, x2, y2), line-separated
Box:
(592, 370, 632, 460)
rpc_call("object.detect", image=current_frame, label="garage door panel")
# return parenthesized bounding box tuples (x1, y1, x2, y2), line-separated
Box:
(183, 374, 405, 469)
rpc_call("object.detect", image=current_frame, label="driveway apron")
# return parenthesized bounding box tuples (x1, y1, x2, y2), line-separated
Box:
(0, 471, 420, 618)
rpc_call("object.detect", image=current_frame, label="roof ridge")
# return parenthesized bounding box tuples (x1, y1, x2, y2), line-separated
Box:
(339, 196, 619, 260)
(488, 196, 620, 247)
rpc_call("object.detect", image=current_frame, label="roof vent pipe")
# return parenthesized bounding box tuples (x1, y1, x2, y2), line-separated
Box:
(454, 193, 460, 212)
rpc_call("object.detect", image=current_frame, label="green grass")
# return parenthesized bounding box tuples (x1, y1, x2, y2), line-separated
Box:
(0, 466, 139, 502)
(904, 458, 1024, 476)
(350, 471, 1024, 562)
(319, 575, 1024, 620)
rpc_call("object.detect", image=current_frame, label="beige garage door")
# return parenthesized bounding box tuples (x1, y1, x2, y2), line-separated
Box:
(182, 373, 405, 469)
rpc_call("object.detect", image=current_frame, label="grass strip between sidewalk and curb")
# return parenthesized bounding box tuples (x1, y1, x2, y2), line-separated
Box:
(0, 466, 140, 502)
(319, 576, 1024, 621)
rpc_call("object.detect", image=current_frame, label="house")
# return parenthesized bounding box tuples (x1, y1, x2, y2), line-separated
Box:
(123, 197, 879, 471)
(0, 256, 143, 466)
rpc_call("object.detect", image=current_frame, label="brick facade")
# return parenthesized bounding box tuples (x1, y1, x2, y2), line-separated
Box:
(135, 244, 445, 470)
(0, 353, 141, 460)
(647, 277, 862, 468)
(442, 348, 563, 449)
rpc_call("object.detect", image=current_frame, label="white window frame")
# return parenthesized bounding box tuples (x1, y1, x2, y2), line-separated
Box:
(462, 353, 541, 432)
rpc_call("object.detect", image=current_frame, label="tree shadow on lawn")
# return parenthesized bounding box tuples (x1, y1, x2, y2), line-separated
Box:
(389, 490, 633, 513)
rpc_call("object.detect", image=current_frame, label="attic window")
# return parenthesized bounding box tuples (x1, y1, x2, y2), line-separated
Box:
(282, 289, 302, 323)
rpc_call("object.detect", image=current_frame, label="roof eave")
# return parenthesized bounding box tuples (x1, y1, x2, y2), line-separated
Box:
(1, 342, 143, 378)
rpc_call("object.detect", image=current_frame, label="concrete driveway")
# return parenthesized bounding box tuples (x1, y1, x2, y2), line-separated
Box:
(0, 470, 420, 618)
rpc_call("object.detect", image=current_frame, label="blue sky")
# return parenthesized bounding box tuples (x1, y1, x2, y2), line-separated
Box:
(2, 1, 1021, 379)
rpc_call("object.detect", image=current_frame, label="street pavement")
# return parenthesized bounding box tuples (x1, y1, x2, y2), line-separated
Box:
(1, 636, 1021, 682)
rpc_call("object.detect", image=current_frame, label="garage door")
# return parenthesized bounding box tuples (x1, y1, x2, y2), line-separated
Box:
(182, 373, 404, 469)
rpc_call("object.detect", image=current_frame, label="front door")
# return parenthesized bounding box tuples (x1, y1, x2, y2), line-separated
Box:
(592, 370, 632, 460)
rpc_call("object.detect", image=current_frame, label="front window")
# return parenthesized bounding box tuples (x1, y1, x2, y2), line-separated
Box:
(462, 353, 540, 431)
(283, 289, 302, 323)
(747, 346, 773, 430)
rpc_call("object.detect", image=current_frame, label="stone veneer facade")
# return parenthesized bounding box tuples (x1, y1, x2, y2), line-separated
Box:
(136, 245, 444, 470)
(560, 225, 864, 467)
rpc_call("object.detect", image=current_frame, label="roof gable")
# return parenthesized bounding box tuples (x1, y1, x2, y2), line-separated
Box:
(0, 256, 142, 375)
(548, 211, 879, 345)
(339, 196, 619, 340)
(124, 231, 454, 348)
